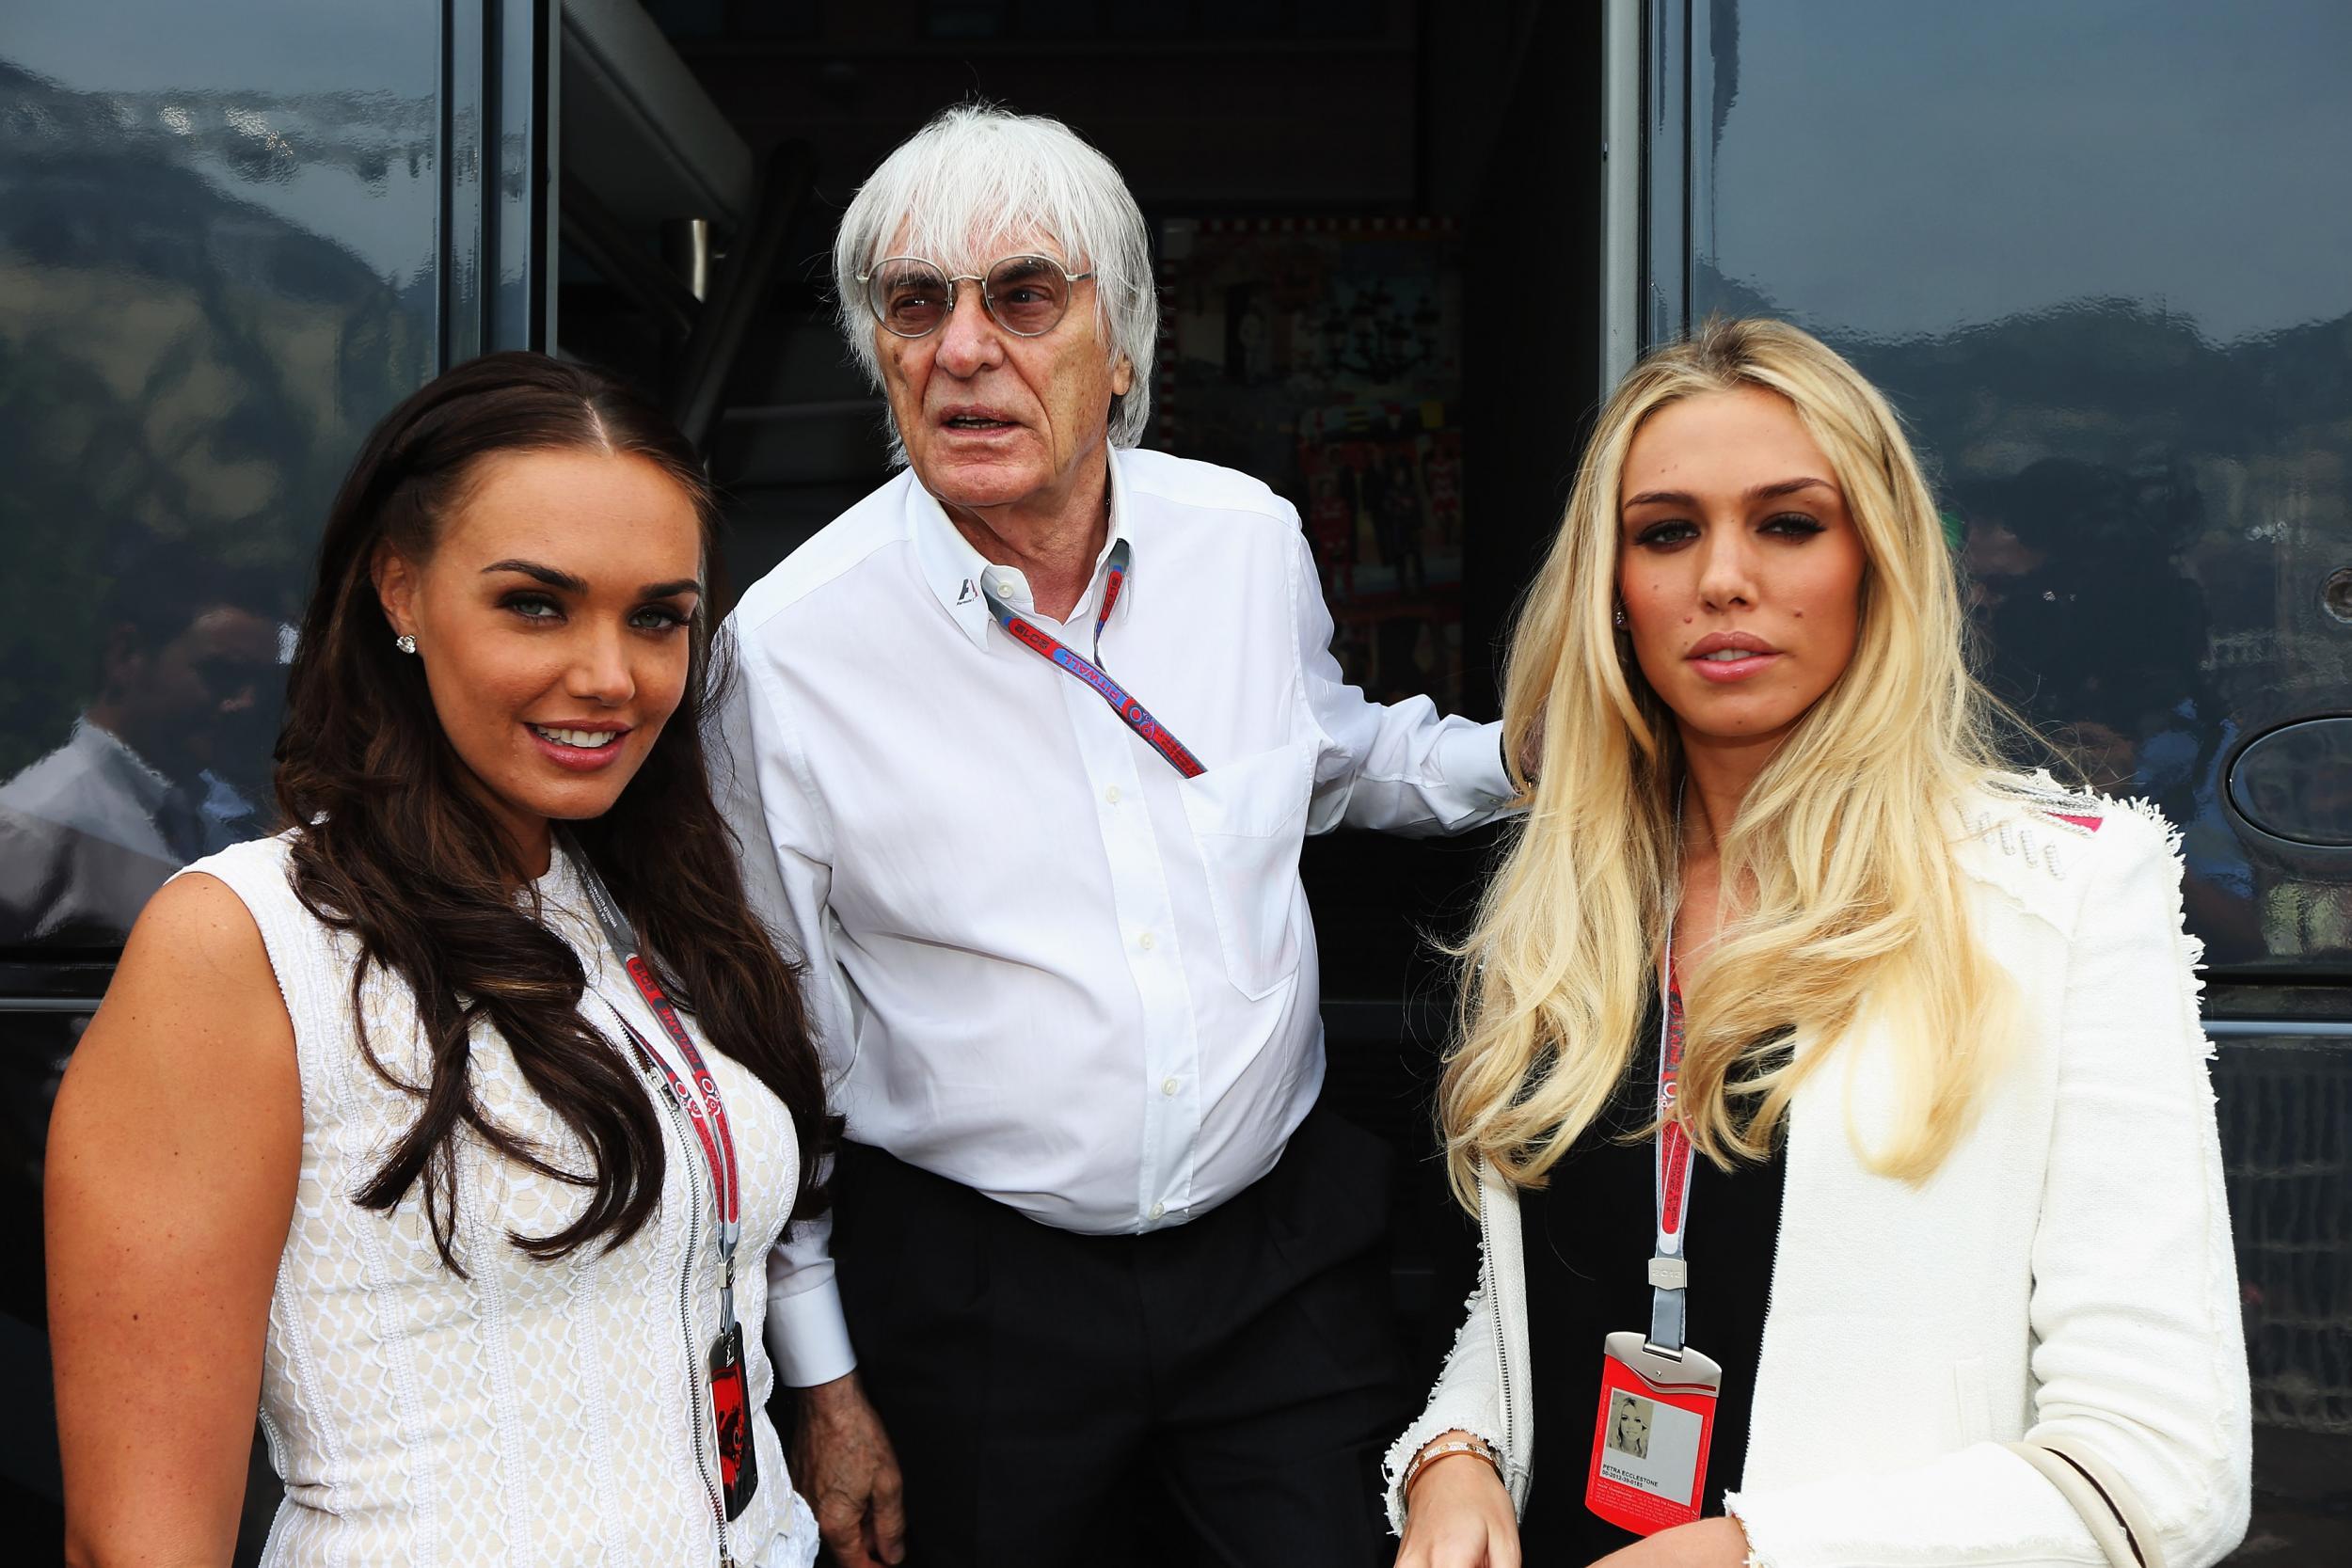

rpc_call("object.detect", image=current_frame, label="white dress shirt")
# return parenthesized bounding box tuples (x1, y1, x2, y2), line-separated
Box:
(720, 448, 1514, 1386)
(0, 720, 215, 942)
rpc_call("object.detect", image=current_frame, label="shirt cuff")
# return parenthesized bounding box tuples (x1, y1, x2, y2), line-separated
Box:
(764, 1276, 858, 1388)
(1438, 720, 1515, 802)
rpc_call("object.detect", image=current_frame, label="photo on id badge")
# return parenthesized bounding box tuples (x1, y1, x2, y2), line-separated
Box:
(1597, 1388, 1701, 1497)
(1608, 1392, 1652, 1460)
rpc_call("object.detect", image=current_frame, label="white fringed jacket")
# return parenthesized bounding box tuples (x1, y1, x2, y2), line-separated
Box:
(1387, 781, 2252, 1567)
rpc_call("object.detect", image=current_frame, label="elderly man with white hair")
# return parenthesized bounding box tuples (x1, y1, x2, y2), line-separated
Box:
(720, 103, 1517, 1568)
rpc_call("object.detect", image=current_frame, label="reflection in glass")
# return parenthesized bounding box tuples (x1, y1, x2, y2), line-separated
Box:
(0, 546, 283, 943)
(2231, 721, 2352, 848)
(0, 16, 437, 950)
(1688, 0, 2352, 974)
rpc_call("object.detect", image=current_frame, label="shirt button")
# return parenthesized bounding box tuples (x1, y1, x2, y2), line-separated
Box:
(1104, 784, 1121, 805)
(1161, 1076, 1180, 1097)
(1137, 930, 1155, 951)
(1148, 1201, 1167, 1222)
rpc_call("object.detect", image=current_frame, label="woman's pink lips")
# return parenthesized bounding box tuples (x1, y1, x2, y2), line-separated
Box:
(526, 724, 629, 772)
(1687, 652, 1783, 684)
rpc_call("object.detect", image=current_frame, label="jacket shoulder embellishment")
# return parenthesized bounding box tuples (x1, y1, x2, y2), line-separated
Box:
(1964, 782, 2106, 885)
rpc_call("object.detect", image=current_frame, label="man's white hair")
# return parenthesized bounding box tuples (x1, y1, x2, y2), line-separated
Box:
(832, 103, 1157, 451)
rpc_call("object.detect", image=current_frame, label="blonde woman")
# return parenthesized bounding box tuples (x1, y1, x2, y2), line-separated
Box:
(1387, 320, 2249, 1568)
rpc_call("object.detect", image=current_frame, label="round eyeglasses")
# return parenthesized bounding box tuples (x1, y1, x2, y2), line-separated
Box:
(858, 254, 1096, 340)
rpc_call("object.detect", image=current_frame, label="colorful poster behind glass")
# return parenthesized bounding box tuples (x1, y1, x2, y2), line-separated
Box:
(1157, 219, 1466, 708)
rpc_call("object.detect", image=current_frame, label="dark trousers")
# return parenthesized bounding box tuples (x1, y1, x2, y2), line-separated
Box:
(829, 1105, 1410, 1568)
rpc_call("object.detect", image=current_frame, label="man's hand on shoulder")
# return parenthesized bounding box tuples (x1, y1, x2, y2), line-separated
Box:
(1511, 711, 1544, 791)
(792, 1370, 906, 1567)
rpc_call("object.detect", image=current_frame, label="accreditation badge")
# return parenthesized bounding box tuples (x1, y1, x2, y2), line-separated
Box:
(709, 1318, 759, 1518)
(1584, 1330, 1723, 1535)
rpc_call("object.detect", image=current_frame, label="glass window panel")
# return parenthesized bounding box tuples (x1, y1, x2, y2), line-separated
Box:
(1685, 0, 2352, 976)
(0, 0, 440, 953)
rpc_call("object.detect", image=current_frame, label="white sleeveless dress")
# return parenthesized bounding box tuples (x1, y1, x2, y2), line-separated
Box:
(186, 832, 822, 1568)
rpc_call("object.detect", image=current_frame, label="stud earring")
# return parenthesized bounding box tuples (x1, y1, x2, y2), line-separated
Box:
(1612, 604, 1628, 629)
(394, 633, 418, 655)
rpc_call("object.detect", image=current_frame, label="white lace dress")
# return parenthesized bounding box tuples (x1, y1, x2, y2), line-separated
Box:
(187, 833, 822, 1568)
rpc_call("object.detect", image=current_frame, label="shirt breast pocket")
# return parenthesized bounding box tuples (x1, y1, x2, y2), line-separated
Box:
(1178, 740, 1312, 1001)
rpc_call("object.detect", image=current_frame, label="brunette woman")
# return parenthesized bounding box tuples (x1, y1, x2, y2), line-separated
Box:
(1389, 320, 2249, 1567)
(47, 353, 830, 1566)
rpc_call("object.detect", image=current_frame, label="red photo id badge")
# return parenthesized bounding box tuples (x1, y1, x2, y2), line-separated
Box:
(1584, 1330, 1723, 1536)
(709, 1322, 759, 1519)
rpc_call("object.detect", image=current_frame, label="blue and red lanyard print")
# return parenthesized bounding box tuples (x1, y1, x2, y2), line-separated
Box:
(979, 538, 1207, 779)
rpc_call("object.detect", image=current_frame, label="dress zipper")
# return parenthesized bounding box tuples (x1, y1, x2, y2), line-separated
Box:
(626, 1000, 734, 1567)
(1476, 1161, 1517, 1465)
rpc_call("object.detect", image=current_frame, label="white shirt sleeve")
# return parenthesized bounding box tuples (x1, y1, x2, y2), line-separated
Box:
(714, 639, 859, 1389)
(1288, 529, 1517, 836)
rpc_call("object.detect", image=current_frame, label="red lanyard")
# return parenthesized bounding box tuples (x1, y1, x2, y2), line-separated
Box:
(568, 843, 739, 1268)
(620, 972, 739, 1239)
(1655, 942, 1692, 1255)
(563, 835, 761, 1528)
(979, 538, 1207, 779)
(1647, 927, 1694, 1354)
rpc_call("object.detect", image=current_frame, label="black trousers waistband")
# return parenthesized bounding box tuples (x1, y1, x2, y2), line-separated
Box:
(824, 1101, 1406, 1568)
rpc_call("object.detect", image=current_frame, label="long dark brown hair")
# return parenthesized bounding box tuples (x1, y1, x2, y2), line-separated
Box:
(278, 351, 830, 1271)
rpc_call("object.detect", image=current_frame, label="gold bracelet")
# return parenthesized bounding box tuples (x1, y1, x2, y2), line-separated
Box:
(1404, 1433, 1502, 1496)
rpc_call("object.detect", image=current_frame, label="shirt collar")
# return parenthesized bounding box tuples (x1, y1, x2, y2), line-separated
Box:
(908, 449, 1139, 652)
(69, 719, 174, 813)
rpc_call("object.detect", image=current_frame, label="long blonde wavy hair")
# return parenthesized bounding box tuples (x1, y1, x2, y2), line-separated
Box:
(1441, 318, 2017, 1208)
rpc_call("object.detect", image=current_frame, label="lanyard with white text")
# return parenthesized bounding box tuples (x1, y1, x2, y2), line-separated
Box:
(572, 848, 740, 1262)
(565, 835, 757, 1524)
(979, 538, 1207, 779)
(1648, 922, 1693, 1356)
